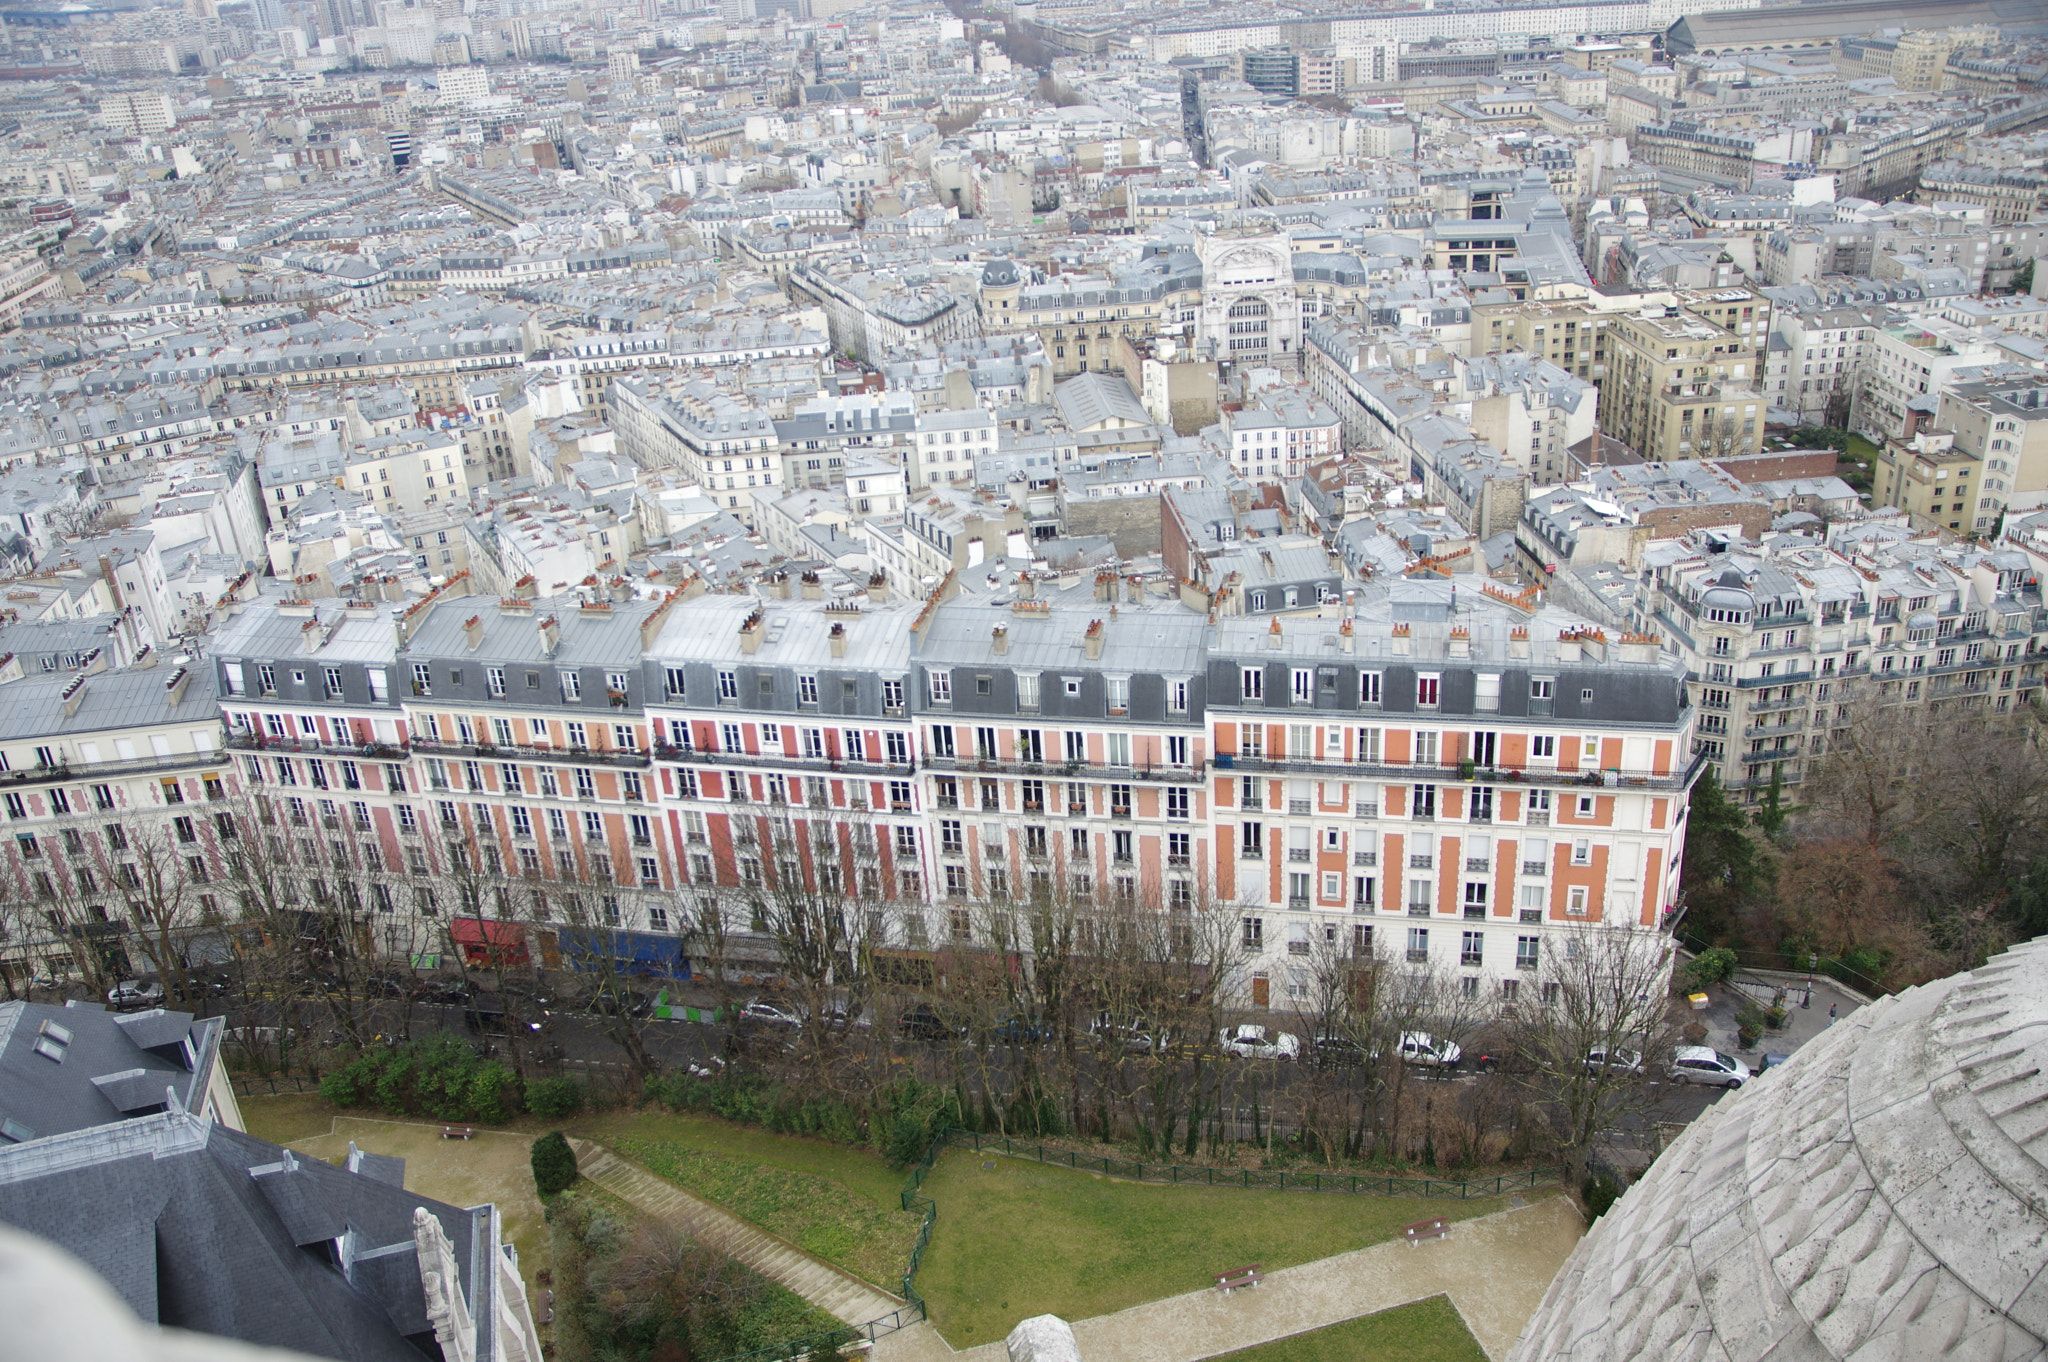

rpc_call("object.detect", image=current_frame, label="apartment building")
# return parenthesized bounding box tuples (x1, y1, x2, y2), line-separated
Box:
(1875, 429, 1982, 534)
(0, 662, 239, 986)
(1600, 300, 1768, 462)
(1206, 594, 1696, 1005)
(1851, 318, 2010, 445)
(1634, 532, 2046, 803)
(1, 569, 1709, 1006)
(1937, 375, 2048, 530)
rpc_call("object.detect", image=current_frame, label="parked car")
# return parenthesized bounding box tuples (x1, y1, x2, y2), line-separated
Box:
(1585, 1045, 1644, 1076)
(737, 999, 805, 1032)
(1219, 1024, 1300, 1060)
(1393, 1032, 1462, 1069)
(1087, 1014, 1158, 1054)
(989, 1015, 1051, 1045)
(1311, 1032, 1368, 1066)
(1669, 1046, 1749, 1089)
(898, 1004, 960, 1043)
(106, 979, 165, 1011)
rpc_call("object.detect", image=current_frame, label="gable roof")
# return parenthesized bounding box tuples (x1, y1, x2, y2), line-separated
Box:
(0, 1112, 503, 1361)
(0, 1002, 224, 1144)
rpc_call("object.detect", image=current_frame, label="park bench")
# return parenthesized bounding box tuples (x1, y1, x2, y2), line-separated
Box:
(1404, 1218, 1450, 1247)
(440, 1126, 475, 1140)
(1214, 1264, 1263, 1294)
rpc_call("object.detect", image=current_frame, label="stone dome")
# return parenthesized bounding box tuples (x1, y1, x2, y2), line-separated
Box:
(1509, 937, 2048, 1362)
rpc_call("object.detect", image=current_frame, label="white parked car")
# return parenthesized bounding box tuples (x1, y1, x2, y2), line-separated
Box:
(1585, 1045, 1644, 1076)
(1218, 1024, 1300, 1060)
(1669, 1046, 1749, 1089)
(1396, 1032, 1462, 1069)
(106, 980, 164, 1011)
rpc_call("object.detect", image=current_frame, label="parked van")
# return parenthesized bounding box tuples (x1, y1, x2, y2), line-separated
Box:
(1669, 1046, 1749, 1088)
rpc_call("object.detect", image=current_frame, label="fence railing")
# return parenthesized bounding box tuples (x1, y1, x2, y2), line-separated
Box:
(937, 1130, 1563, 1199)
(700, 1125, 1563, 1362)
(233, 1074, 323, 1096)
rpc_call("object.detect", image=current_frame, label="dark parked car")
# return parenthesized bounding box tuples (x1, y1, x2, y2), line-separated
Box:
(1312, 1032, 1368, 1066)
(899, 1004, 959, 1043)
(989, 1015, 1051, 1045)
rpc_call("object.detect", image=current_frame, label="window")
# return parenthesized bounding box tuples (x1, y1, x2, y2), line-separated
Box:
(410, 663, 430, 696)
(1406, 927, 1429, 962)
(1412, 784, 1437, 818)
(1461, 931, 1483, 966)
(1240, 822, 1264, 856)
(1567, 886, 1590, 916)
(1291, 669, 1313, 703)
(1169, 679, 1188, 713)
(1531, 678, 1553, 701)
(1414, 731, 1439, 766)
(1357, 727, 1382, 763)
(1531, 735, 1556, 760)
(1572, 839, 1591, 865)
(798, 674, 818, 705)
(1018, 673, 1040, 709)
(1106, 676, 1130, 713)
(1475, 674, 1500, 712)
(1241, 667, 1264, 701)
(1516, 936, 1539, 969)
(1360, 671, 1382, 705)
(1416, 674, 1440, 708)
(928, 669, 952, 704)
(560, 671, 581, 702)
(718, 670, 738, 700)
(665, 667, 687, 698)
(1242, 916, 1263, 948)
(487, 667, 506, 698)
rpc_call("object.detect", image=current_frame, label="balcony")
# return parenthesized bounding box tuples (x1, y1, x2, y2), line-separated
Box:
(1352, 850, 1377, 866)
(1287, 896, 1309, 911)
(1240, 846, 1264, 860)
(1521, 861, 1546, 877)
(415, 738, 650, 770)
(1462, 908, 1486, 921)
(1406, 948, 1429, 962)
(1516, 954, 1539, 971)
(1110, 806, 1132, 820)
(1525, 810, 1550, 826)
(1287, 939, 1310, 954)
(1409, 855, 1433, 870)
(1286, 848, 1312, 863)
(1167, 853, 1190, 867)
(655, 742, 905, 777)
(229, 732, 404, 762)
(1464, 857, 1489, 872)
(1221, 752, 1706, 795)
(922, 754, 1201, 784)
(1519, 909, 1542, 924)
(1287, 799, 1311, 816)
(1407, 903, 1431, 917)
(1354, 801, 1379, 819)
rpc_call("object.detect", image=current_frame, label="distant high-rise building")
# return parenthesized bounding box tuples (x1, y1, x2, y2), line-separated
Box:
(250, 0, 285, 29)
(386, 129, 411, 169)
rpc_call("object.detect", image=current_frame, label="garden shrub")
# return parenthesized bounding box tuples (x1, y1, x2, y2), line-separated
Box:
(527, 1075, 585, 1118)
(1583, 1174, 1621, 1221)
(532, 1131, 579, 1197)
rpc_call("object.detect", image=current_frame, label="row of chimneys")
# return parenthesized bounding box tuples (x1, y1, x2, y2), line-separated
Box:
(764, 571, 891, 604)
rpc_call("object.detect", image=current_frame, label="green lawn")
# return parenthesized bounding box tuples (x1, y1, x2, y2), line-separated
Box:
(915, 1152, 1507, 1348)
(594, 1114, 922, 1291)
(1206, 1296, 1486, 1362)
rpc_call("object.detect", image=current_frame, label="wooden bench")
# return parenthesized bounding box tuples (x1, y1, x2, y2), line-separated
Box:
(1214, 1264, 1263, 1294)
(440, 1126, 475, 1140)
(1404, 1218, 1450, 1246)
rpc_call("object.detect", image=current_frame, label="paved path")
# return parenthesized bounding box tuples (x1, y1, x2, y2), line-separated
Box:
(871, 1195, 1583, 1362)
(568, 1138, 906, 1327)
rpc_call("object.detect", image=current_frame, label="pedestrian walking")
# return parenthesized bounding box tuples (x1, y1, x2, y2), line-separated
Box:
(1827, 1003, 1837, 1027)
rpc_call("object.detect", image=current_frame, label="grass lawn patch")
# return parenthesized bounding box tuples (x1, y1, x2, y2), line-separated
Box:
(576, 1109, 907, 1208)
(1207, 1296, 1486, 1362)
(600, 1119, 921, 1291)
(916, 1151, 1509, 1349)
(239, 1093, 340, 1145)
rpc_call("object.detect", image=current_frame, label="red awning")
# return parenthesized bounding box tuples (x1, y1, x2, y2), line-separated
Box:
(450, 917, 528, 947)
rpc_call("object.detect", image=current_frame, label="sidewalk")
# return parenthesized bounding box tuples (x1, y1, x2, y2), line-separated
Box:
(568, 1138, 905, 1327)
(1683, 972, 1865, 1065)
(870, 1195, 1584, 1362)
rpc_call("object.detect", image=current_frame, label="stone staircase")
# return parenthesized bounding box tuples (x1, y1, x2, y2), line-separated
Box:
(569, 1138, 907, 1326)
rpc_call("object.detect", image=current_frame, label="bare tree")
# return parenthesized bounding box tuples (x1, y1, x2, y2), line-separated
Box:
(1493, 924, 1683, 1184)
